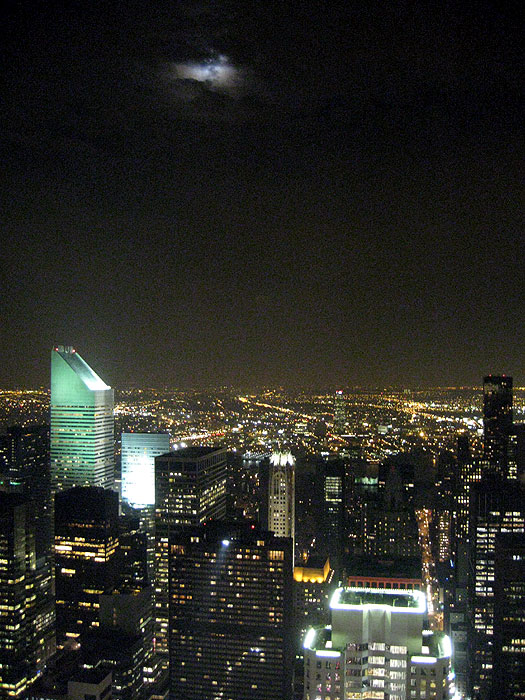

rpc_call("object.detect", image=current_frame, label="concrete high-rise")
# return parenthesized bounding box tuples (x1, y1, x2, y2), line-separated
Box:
(154, 447, 227, 662)
(303, 587, 453, 700)
(50, 346, 114, 492)
(483, 375, 513, 475)
(168, 521, 293, 700)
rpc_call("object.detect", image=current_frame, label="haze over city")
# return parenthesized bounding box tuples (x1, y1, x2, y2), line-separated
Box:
(1, 1, 523, 388)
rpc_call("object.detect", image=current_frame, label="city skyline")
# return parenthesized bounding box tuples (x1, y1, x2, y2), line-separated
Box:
(1, 349, 524, 393)
(1, 345, 524, 698)
(1, 1, 523, 388)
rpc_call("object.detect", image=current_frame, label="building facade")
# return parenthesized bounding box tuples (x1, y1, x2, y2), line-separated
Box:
(492, 533, 525, 700)
(154, 447, 227, 660)
(54, 487, 119, 642)
(50, 346, 114, 492)
(0, 493, 39, 698)
(468, 476, 525, 699)
(168, 521, 294, 700)
(121, 432, 170, 508)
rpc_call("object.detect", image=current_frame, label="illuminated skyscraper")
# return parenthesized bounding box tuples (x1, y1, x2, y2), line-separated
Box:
(483, 375, 513, 475)
(154, 447, 227, 662)
(121, 432, 170, 508)
(50, 346, 114, 492)
(168, 521, 293, 700)
(268, 451, 295, 549)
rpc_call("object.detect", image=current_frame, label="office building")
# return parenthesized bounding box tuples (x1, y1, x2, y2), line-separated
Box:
(507, 424, 525, 480)
(468, 476, 525, 699)
(303, 588, 452, 700)
(119, 515, 149, 589)
(492, 533, 525, 700)
(444, 540, 469, 700)
(0, 493, 40, 698)
(294, 556, 335, 644)
(293, 556, 336, 700)
(154, 447, 227, 660)
(483, 375, 513, 476)
(99, 585, 157, 694)
(0, 425, 52, 560)
(362, 468, 420, 560)
(27, 649, 112, 700)
(452, 458, 484, 545)
(0, 427, 56, 677)
(318, 459, 345, 573)
(121, 432, 170, 508)
(168, 520, 294, 700)
(54, 487, 119, 642)
(50, 346, 114, 492)
(268, 451, 295, 545)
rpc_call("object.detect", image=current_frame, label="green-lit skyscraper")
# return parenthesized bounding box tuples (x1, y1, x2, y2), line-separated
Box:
(50, 346, 114, 492)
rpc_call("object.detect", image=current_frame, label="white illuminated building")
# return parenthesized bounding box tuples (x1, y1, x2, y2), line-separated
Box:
(121, 432, 170, 507)
(268, 451, 295, 550)
(303, 588, 454, 700)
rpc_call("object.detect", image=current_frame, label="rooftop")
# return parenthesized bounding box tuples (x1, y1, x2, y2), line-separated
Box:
(331, 587, 426, 612)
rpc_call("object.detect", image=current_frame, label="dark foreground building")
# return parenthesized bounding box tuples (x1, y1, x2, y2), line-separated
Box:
(54, 487, 119, 642)
(492, 533, 525, 700)
(168, 521, 293, 700)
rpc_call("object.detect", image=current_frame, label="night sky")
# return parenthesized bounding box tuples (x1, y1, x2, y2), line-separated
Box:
(1, 0, 523, 388)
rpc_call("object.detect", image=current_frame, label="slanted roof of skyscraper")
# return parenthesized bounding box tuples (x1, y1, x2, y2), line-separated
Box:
(55, 346, 110, 391)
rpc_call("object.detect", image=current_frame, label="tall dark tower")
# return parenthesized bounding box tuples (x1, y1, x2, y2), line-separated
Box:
(0, 491, 55, 697)
(483, 375, 513, 475)
(154, 447, 227, 664)
(168, 521, 293, 700)
(468, 476, 525, 699)
(54, 487, 119, 642)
